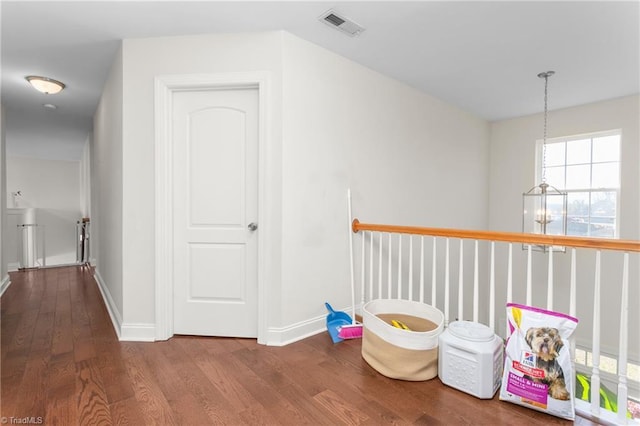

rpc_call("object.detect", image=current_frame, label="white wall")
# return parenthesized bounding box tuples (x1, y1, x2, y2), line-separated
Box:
(0, 105, 9, 294)
(92, 45, 124, 325)
(79, 135, 91, 218)
(280, 33, 490, 326)
(489, 95, 639, 360)
(5, 156, 82, 266)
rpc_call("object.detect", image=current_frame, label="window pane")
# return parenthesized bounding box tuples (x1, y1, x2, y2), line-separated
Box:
(592, 135, 620, 163)
(592, 162, 619, 189)
(536, 131, 620, 239)
(544, 141, 565, 166)
(544, 165, 565, 188)
(566, 139, 591, 165)
(567, 192, 589, 236)
(590, 191, 617, 238)
(565, 164, 591, 189)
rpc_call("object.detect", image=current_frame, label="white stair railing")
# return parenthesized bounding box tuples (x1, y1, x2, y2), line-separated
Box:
(351, 218, 640, 424)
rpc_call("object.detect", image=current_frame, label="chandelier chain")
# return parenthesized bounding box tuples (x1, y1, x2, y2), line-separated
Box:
(542, 73, 549, 184)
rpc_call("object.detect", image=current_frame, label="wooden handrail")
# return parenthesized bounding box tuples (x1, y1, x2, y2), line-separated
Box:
(352, 219, 640, 253)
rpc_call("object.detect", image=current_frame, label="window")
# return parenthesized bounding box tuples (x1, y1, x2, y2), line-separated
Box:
(537, 130, 621, 238)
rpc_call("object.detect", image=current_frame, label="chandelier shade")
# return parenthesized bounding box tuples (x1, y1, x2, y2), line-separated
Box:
(522, 182, 567, 236)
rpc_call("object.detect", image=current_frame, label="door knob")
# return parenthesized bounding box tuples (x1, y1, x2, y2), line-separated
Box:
(248, 222, 258, 231)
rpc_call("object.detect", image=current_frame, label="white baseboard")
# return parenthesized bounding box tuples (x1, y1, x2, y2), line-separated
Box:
(93, 269, 123, 340)
(120, 323, 156, 342)
(8, 262, 19, 272)
(0, 275, 11, 297)
(264, 304, 362, 346)
(265, 314, 326, 346)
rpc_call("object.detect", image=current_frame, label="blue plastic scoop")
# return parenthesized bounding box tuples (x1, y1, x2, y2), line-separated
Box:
(325, 302, 353, 343)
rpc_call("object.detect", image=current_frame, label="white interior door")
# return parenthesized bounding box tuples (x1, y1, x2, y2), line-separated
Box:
(172, 87, 258, 337)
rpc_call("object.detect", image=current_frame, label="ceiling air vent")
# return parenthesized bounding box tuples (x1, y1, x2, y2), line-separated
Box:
(319, 10, 365, 37)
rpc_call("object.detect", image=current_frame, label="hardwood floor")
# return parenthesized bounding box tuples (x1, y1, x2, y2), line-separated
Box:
(1, 266, 599, 425)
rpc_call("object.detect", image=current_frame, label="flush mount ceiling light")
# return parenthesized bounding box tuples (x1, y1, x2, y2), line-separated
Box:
(25, 75, 66, 94)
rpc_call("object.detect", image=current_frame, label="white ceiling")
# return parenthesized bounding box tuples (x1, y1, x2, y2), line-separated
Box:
(2, 1, 639, 161)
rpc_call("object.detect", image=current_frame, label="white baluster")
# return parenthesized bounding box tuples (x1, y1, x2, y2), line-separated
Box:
(569, 249, 576, 317)
(591, 250, 601, 416)
(387, 233, 392, 298)
(397, 234, 403, 299)
(369, 231, 373, 304)
(526, 245, 532, 306)
(408, 235, 414, 301)
(547, 245, 554, 310)
(507, 243, 513, 304)
(489, 241, 495, 332)
(419, 236, 425, 303)
(361, 232, 366, 307)
(445, 238, 450, 326)
(378, 232, 383, 299)
(458, 239, 464, 321)
(473, 240, 479, 323)
(569, 248, 577, 410)
(507, 243, 513, 337)
(431, 238, 437, 306)
(617, 253, 629, 424)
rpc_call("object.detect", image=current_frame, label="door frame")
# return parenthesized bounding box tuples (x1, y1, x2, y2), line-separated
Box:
(154, 72, 269, 343)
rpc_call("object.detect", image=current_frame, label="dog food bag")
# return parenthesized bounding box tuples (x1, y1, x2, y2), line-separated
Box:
(499, 303, 578, 420)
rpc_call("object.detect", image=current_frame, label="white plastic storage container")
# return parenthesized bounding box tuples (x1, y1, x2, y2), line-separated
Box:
(438, 321, 503, 399)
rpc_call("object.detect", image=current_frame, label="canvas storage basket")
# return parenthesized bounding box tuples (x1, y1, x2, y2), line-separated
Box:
(362, 299, 444, 381)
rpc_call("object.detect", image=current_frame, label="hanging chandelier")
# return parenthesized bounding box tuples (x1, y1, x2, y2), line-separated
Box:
(522, 71, 567, 246)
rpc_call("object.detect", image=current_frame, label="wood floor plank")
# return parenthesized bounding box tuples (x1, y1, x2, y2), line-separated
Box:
(0, 373, 23, 417)
(166, 393, 217, 425)
(1, 348, 28, 379)
(314, 389, 370, 425)
(140, 341, 191, 403)
(237, 401, 282, 425)
(5, 308, 39, 356)
(51, 294, 74, 356)
(76, 358, 112, 425)
(123, 355, 176, 425)
(227, 349, 315, 425)
(188, 345, 257, 413)
(108, 396, 147, 425)
(29, 310, 55, 354)
(93, 352, 135, 405)
(276, 383, 340, 425)
(45, 353, 78, 425)
(47, 352, 76, 390)
(319, 354, 426, 423)
(358, 400, 406, 426)
(157, 338, 245, 425)
(10, 350, 50, 421)
(0, 312, 22, 359)
(45, 382, 77, 426)
(232, 346, 295, 390)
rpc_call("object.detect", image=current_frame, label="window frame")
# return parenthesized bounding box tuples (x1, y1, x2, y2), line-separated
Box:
(535, 129, 622, 239)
